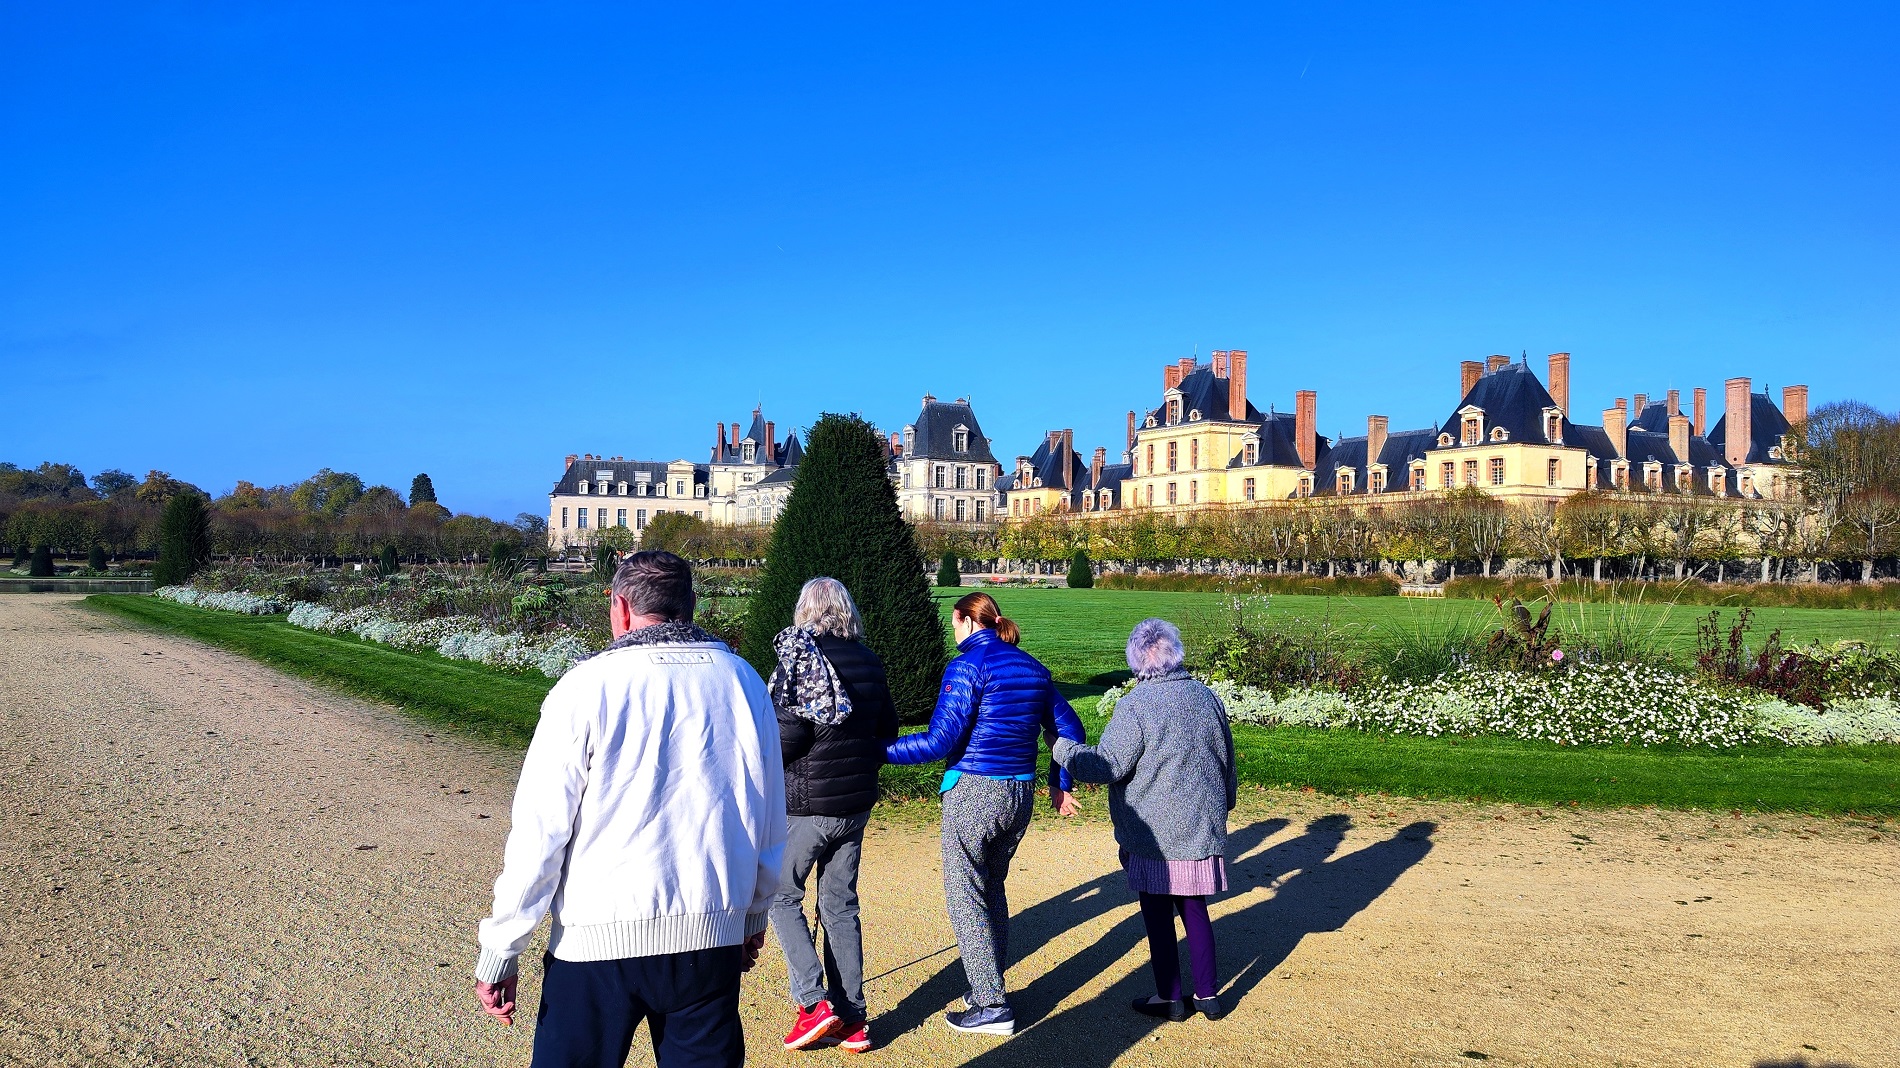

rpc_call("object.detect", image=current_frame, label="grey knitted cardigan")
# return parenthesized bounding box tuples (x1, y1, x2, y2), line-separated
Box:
(1053, 670, 1237, 862)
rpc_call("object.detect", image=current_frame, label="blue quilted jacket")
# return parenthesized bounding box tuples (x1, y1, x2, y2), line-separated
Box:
(886, 629, 1085, 792)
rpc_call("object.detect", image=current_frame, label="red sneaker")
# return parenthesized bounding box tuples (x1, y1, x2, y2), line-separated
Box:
(830, 1021, 872, 1053)
(784, 1001, 841, 1050)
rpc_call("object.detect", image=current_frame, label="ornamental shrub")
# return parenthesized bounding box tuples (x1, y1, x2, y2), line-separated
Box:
(937, 550, 961, 588)
(87, 543, 108, 571)
(742, 414, 947, 723)
(152, 492, 210, 587)
(1066, 548, 1093, 589)
(376, 544, 400, 578)
(29, 543, 54, 577)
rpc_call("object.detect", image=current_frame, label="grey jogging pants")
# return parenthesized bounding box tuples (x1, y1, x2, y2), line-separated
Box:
(940, 775, 1036, 1009)
(769, 811, 872, 1019)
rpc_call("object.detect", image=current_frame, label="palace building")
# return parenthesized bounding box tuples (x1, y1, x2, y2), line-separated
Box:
(886, 394, 1004, 523)
(1001, 349, 1807, 519)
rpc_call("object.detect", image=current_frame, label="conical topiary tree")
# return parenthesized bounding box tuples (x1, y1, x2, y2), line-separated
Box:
(1067, 547, 1094, 589)
(937, 549, 961, 588)
(87, 543, 108, 571)
(742, 413, 948, 722)
(153, 493, 210, 587)
(377, 544, 401, 578)
(29, 544, 54, 577)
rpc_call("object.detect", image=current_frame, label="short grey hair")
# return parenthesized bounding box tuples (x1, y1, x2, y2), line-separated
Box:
(1126, 618, 1184, 679)
(793, 577, 863, 639)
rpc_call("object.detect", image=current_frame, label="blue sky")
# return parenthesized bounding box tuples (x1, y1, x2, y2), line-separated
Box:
(3, 3, 1895, 519)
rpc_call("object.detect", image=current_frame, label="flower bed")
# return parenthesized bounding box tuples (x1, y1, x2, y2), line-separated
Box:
(1097, 666, 1900, 749)
(157, 585, 287, 615)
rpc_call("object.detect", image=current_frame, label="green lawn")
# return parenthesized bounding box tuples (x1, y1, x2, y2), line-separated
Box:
(91, 592, 1900, 814)
(950, 587, 1900, 686)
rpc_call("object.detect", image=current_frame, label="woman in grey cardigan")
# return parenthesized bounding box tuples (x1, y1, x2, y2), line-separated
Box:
(1053, 618, 1236, 1023)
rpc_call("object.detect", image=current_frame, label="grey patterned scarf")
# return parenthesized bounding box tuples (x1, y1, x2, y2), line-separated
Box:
(588, 620, 723, 660)
(767, 626, 853, 726)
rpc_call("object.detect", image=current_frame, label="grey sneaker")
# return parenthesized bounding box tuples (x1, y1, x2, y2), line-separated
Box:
(945, 1004, 1015, 1036)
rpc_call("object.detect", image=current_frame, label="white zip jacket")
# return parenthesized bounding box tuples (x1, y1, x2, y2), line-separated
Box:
(476, 633, 787, 983)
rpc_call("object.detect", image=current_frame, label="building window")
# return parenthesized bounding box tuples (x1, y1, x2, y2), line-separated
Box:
(1145, 444, 1155, 473)
(1169, 399, 1181, 423)
(1675, 467, 1690, 491)
(560, 507, 569, 528)
(1244, 442, 1256, 465)
(1145, 485, 1154, 506)
(903, 428, 914, 455)
(1243, 478, 1256, 500)
(1298, 476, 1312, 498)
(902, 469, 911, 489)
(1490, 427, 1508, 442)
(1032, 498, 1043, 514)
(1646, 466, 1662, 491)
(636, 509, 647, 530)
(675, 481, 685, 496)
(955, 466, 968, 489)
(1546, 414, 1562, 441)
(955, 499, 967, 521)
(1411, 467, 1424, 491)
(974, 500, 985, 522)
(1099, 492, 1111, 509)
(694, 510, 704, 519)
(953, 428, 968, 452)
(1189, 481, 1198, 503)
(1167, 441, 1178, 472)
(616, 509, 627, 527)
(742, 443, 756, 463)
(1190, 439, 1199, 469)
(1441, 462, 1455, 488)
(1547, 458, 1560, 486)
(934, 499, 945, 519)
(1464, 460, 1479, 485)
(578, 481, 589, 495)
(598, 508, 607, 528)
(935, 465, 946, 489)
(577, 509, 588, 528)
(1167, 482, 1178, 504)
(975, 468, 988, 489)
(1462, 416, 1482, 446)
(1490, 457, 1506, 485)
(1614, 464, 1629, 490)
(1371, 470, 1385, 492)
(1338, 472, 1352, 494)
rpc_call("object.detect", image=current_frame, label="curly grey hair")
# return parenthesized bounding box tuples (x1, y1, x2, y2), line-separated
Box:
(1126, 617, 1184, 680)
(793, 577, 864, 639)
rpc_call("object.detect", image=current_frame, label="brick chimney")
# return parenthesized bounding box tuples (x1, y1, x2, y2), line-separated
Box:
(1547, 353, 1571, 413)
(1295, 390, 1317, 470)
(1126, 410, 1137, 448)
(1487, 354, 1510, 374)
(763, 421, 775, 456)
(1693, 388, 1707, 436)
(1669, 413, 1691, 466)
(715, 423, 725, 451)
(889, 431, 902, 457)
(1212, 350, 1229, 378)
(1091, 447, 1106, 487)
(1603, 404, 1627, 459)
(1164, 364, 1182, 391)
(1724, 377, 1752, 467)
(1178, 357, 1195, 385)
(565, 453, 578, 470)
(1634, 393, 1648, 417)
(1367, 415, 1389, 467)
(1228, 350, 1249, 421)
(1782, 385, 1808, 428)
(1616, 398, 1628, 412)
(730, 423, 740, 450)
(1666, 389, 1680, 418)
(1461, 360, 1484, 398)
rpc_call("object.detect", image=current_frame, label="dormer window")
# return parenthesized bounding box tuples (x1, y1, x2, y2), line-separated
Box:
(1490, 427, 1509, 442)
(742, 442, 756, 463)
(578, 481, 590, 494)
(1710, 469, 1725, 495)
(1243, 441, 1257, 465)
(1168, 399, 1182, 423)
(904, 427, 915, 456)
(1337, 470, 1354, 494)
(1145, 414, 1158, 428)
(1644, 464, 1663, 491)
(1298, 476, 1313, 498)
(696, 485, 707, 498)
(1462, 415, 1483, 446)
(1101, 490, 1113, 508)
(952, 426, 969, 452)
(1545, 412, 1563, 442)
(1674, 467, 1690, 491)
(1438, 432, 1454, 448)
(1188, 409, 1201, 421)
(1768, 445, 1783, 460)
(617, 482, 628, 495)
(1410, 464, 1425, 491)
(1370, 470, 1386, 493)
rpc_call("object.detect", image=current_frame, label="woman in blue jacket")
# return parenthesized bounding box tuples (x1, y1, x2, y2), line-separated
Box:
(886, 591, 1086, 1038)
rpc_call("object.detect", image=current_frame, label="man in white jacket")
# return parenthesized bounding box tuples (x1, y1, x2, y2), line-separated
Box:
(475, 550, 786, 1068)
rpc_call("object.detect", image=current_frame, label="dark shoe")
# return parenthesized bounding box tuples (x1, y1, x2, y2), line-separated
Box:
(1192, 995, 1227, 1020)
(1131, 996, 1189, 1022)
(945, 1004, 1016, 1036)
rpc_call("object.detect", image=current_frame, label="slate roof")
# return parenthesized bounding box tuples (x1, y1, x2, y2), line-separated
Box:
(1312, 428, 1436, 496)
(1437, 361, 1566, 445)
(749, 467, 797, 488)
(998, 433, 1090, 509)
(712, 408, 803, 467)
(906, 399, 999, 464)
(1706, 392, 1794, 466)
(551, 459, 707, 495)
(1143, 364, 1262, 428)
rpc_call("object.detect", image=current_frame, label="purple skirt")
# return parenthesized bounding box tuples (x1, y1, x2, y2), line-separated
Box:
(1120, 849, 1227, 897)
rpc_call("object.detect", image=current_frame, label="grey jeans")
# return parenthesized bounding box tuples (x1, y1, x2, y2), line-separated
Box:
(941, 775, 1036, 1009)
(769, 811, 872, 1018)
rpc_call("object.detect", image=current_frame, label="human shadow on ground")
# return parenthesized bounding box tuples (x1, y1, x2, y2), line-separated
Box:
(871, 814, 1436, 1065)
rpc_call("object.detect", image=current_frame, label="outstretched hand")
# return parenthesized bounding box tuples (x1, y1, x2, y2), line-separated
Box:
(740, 930, 767, 973)
(476, 976, 518, 1025)
(1050, 787, 1079, 817)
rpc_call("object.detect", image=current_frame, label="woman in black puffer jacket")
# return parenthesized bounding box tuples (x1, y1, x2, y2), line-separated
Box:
(766, 577, 899, 1053)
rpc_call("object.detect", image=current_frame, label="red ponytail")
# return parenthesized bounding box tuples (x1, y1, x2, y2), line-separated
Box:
(954, 591, 1019, 645)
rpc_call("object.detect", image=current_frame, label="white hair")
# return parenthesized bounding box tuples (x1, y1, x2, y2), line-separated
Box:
(1126, 618, 1184, 679)
(793, 577, 864, 639)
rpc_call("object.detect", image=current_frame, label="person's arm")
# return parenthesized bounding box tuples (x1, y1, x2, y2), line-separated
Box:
(1052, 699, 1142, 786)
(885, 657, 979, 765)
(1041, 689, 1088, 793)
(744, 671, 789, 947)
(1223, 711, 1238, 813)
(476, 677, 593, 991)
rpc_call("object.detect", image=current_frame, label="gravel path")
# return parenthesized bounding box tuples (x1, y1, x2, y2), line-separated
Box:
(1, 595, 1894, 1067)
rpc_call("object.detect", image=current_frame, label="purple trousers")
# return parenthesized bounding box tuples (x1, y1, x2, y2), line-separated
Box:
(1137, 892, 1218, 1002)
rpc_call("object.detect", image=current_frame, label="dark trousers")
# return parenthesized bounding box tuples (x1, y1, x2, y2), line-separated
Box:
(531, 946, 745, 1068)
(1137, 893, 1218, 1002)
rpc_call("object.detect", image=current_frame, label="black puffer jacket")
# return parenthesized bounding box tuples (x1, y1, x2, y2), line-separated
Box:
(779, 635, 900, 817)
